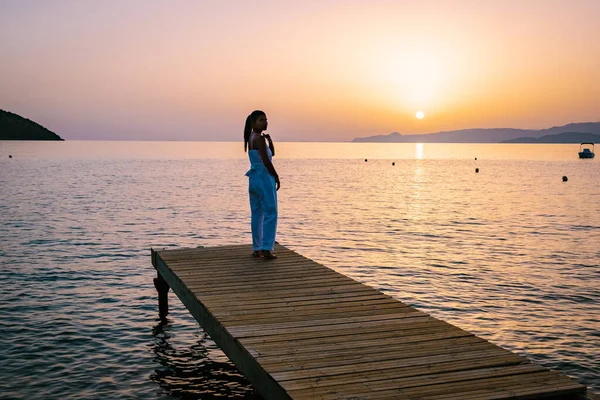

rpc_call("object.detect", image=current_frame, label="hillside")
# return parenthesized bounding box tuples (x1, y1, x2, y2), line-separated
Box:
(353, 122, 600, 143)
(501, 132, 600, 143)
(0, 109, 63, 140)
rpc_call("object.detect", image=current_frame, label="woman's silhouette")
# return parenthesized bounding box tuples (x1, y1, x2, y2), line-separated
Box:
(244, 110, 280, 259)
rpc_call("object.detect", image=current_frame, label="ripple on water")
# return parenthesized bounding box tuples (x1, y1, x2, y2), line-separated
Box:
(1, 149, 599, 398)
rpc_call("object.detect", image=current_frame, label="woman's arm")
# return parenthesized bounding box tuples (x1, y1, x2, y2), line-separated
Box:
(257, 136, 280, 190)
(263, 133, 275, 156)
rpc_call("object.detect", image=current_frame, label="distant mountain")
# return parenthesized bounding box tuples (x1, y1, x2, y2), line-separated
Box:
(537, 122, 600, 136)
(0, 109, 63, 140)
(501, 132, 600, 143)
(354, 131, 406, 142)
(352, 122, 600, 143)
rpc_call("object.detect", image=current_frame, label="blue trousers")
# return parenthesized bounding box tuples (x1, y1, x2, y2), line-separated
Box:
(249, 174, 278, 251)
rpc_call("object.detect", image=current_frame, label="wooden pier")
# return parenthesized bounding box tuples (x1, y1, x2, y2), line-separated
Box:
(151, 244, 589, 399)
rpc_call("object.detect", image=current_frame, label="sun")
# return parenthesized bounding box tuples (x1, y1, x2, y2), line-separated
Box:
(416, 111, 425, 119)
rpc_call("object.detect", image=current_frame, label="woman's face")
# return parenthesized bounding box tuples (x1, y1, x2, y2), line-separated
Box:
(253, 114, 268, 132)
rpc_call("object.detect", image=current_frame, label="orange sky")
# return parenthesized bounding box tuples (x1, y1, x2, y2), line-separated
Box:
(1, 0, 599, 141)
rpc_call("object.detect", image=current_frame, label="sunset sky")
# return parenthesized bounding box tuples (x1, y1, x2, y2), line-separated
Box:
(1, 0, 599, 142)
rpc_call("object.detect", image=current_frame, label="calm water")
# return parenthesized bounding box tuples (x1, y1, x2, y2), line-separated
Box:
(1, 141, 598, 399)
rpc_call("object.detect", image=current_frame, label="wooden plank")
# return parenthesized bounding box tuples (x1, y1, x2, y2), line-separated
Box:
(190, 282, 380, 302)
(152, 249, 292, 399)
(219, 306, 413, 327)
(269, 347, 523, 381)
(244, 326, 472, 361)
(198, 288, 387, 308)
(287, 363, 547, 399)
(245, 330, 475, 359)
(237, 317, 449, 345)
(152, 245, 588, 399)
(255, 335, 485, 365)
(229, 311, 430, 342)
(214, 300, 410, 319)
(162, 248, 315, 261)
(203, 292, 396, 310)
(181, 269, 353, 285)
(425, 382, 586, 400)
(168, 258, 328, 271)
(175, 265, 341, 281)
(185, 274, 357, 293)
(277, 355, 527, 392)
(212, 298, 406, 319)
(331, 371, 582, 400)
(260, 340, 499, 373)
(160, 249, 310, 264)
(227, 309, 424, 337)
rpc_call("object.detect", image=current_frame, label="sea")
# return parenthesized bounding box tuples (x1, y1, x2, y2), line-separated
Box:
(0, 140, 598, 399)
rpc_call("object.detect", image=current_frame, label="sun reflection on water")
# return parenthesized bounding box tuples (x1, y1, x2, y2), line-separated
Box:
(1, 141, 598, 396)
(415, 143, 424, 159)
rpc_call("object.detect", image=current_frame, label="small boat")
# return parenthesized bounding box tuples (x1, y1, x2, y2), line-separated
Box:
(578, 142, 595, 159)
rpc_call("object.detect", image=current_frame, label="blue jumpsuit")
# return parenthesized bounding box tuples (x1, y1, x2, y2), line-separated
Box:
(246, 138, 278, 251)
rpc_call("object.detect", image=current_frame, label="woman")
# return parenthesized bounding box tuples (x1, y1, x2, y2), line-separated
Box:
(244, 110, 280, 259)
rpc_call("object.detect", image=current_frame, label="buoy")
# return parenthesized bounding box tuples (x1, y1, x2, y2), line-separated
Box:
(475, 168, 479, 173)
(562, 176, 568, 182)
(392, 162, 395, 166)
(365, 159, 368, 162)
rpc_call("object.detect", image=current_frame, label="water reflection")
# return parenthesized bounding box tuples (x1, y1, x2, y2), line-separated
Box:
(0, 141, 588, 160)
(415, 143, 424, 159)
(408, 162, 424, 217)
(150, 319, 260, 399)
(1, 141, 597, 396)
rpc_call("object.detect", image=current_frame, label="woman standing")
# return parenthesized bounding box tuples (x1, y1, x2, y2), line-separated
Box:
(244, 110, 280, 259)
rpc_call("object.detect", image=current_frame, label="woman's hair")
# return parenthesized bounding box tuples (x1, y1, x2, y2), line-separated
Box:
(244, 110, 266, 152)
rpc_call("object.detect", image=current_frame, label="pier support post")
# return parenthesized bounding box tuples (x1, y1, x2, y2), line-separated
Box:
(153, 271, 170, 319)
